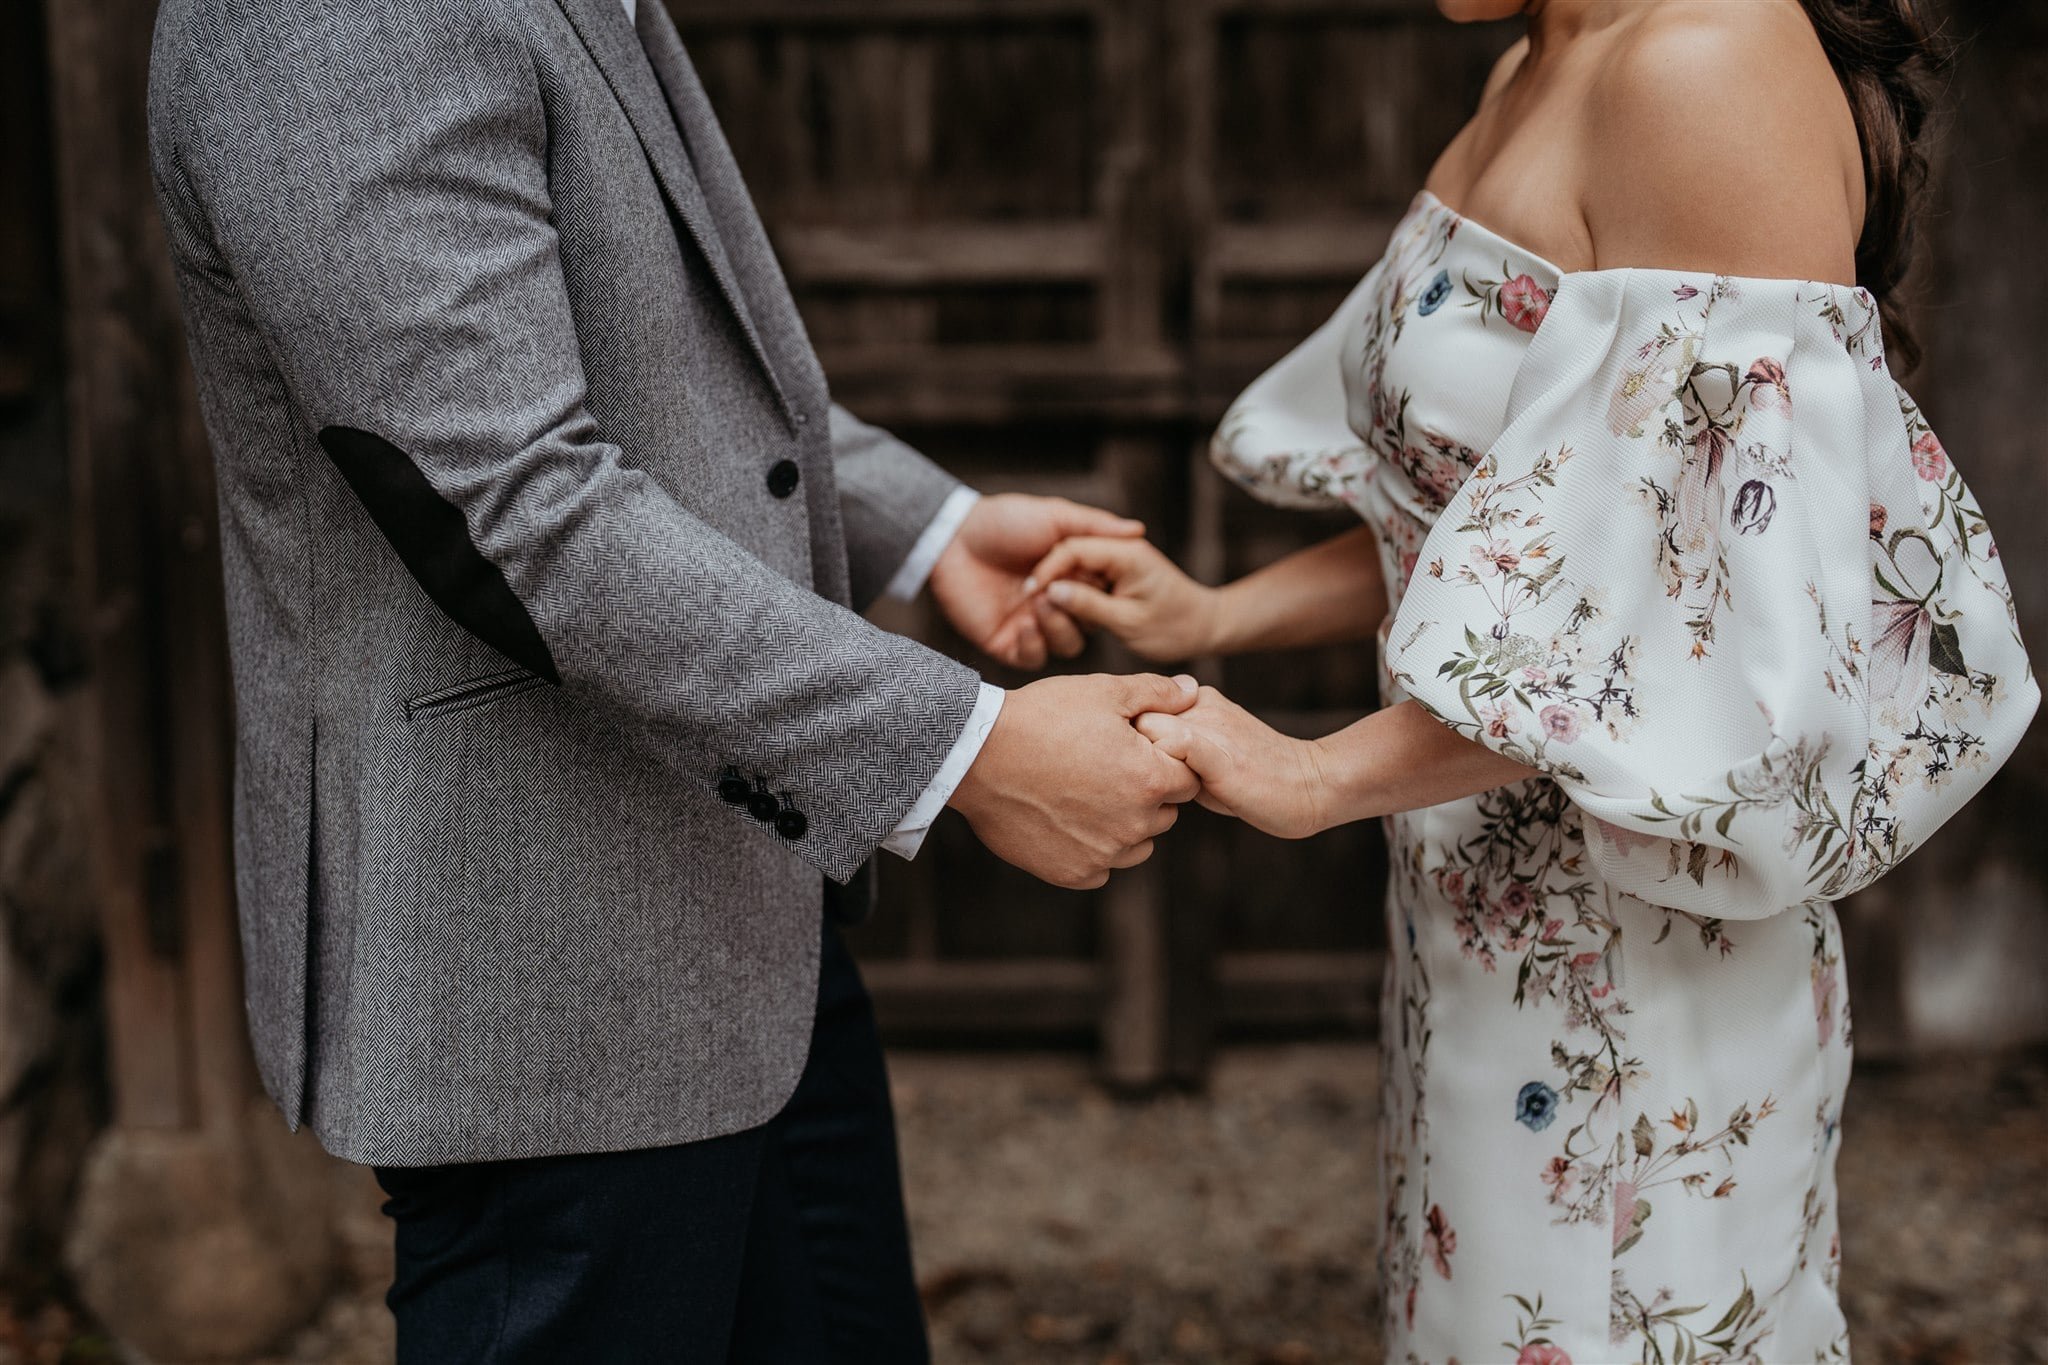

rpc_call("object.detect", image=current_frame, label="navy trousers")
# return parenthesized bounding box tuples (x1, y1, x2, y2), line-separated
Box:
(374, 923, 929, 1363)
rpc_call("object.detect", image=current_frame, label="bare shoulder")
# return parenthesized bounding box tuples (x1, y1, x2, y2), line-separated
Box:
(1580, 0, 1863, 283)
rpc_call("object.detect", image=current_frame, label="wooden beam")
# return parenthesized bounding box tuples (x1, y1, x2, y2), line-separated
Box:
(45, 0, 249, 1130)
(670, 0, 1109, 24)
(1205, 215, 1401, 280)
(864, 958, 1102, 1036)
(1218, 951, 1381, 1031)
(778, 221, 1104, 287)
(816, 342, 1188, 424)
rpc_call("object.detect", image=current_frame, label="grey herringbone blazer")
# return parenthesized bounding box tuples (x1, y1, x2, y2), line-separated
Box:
(147, 0, 982, 1165)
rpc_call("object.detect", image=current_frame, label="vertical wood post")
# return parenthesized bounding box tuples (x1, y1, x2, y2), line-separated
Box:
(45, 3, 334, 1355)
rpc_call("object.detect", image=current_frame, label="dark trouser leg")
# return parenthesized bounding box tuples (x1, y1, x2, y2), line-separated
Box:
(727, 922, 931, 1364)
(376, 1125, 766, 1364)
(376, 919, 927, 1364)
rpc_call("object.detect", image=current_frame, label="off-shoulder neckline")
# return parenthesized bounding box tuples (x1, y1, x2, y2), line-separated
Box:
(1414, 188, 1873, 301)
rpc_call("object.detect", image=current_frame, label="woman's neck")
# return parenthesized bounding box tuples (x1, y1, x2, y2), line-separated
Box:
(1524, 0, 1636, 64)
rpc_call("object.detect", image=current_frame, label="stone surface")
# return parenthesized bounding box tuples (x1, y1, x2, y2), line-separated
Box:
(65, 1102, 338, 1362)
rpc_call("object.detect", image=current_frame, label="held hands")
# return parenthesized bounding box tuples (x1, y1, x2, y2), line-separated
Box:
(1017, 532, 1332, 836)
(1021, 536, 1224, 662)
(947, 673, 1202, 889)
(1136, 685, 1332, 841)
(929, 494, 1147, 670)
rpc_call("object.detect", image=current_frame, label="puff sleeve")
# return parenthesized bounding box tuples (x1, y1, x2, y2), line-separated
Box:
(1209, 274, 1379, 512)
(1385, 270, 2038, 919)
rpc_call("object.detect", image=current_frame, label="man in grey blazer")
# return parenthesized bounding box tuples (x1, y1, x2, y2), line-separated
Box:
(147, 0, 1201, 1357)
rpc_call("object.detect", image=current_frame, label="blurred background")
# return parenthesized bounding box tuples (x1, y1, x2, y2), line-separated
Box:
(3, 0, 2046, 1361)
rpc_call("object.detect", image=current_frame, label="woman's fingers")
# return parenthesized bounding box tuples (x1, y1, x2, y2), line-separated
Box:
(1042, 579, 1132, 634)
(1022, 536, 1143, 598)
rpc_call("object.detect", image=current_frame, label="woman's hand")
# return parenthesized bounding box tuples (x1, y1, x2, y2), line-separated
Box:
(1023, 537, 1224, 662)
(1135, 685, 1332, 840)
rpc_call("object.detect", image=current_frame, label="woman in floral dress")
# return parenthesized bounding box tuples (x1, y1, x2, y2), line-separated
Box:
(1025, 0, 2035, 1360)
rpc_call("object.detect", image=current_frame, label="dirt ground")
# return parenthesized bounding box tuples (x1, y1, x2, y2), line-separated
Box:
(7, 1044, 2046, 1365)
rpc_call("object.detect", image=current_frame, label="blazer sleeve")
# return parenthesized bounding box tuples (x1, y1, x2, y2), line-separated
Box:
(826, 404, 962, 612)
(155, 0, 980, 883)
(1384, 269, 2038, 919)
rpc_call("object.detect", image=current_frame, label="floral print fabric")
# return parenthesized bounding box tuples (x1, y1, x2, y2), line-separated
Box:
(1212, 191, 2037, 1364)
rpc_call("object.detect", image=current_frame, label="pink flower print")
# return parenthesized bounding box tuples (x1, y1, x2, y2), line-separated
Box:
(1745, 356, 1791, 412)
(1539, 917, 1565, 942)
(1517, 1346, 1574, 1365)
(1441, 869, 1466, 899)
(1612, 1180, 1640, 1252)
(1423, 1203, 1457, 1279)
(1500, 274, 1551, 332)
(1912, 430, 1948, 481)
(1540, 1154, 1577, 1201)
(1479, 701, 1515, 740)
(1570, 951, 1602, 969)
(1401, 550, 1419, 582)
(1813, 959, 1840, 1048)
(1469, 537, 1520, 577)
(1498, 881, 1535, 918)
(1538, 704, 1580, 743)
(1869, 502, 1888, 540)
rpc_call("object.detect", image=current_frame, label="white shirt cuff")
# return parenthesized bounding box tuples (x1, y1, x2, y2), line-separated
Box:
(884, 486, 980, 602)
(880, 682, 1005, 861)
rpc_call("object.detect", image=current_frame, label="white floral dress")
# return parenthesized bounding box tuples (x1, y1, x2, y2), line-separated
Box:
(1213, 191, 2038, 1365)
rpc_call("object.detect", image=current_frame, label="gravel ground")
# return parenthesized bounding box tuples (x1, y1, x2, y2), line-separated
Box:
(6, 1044, 2045, 1364)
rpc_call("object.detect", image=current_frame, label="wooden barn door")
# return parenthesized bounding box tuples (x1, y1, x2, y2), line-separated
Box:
(670, 0, 1514, 1084)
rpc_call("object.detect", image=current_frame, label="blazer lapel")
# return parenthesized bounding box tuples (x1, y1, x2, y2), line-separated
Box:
(550, 0, 795, 426)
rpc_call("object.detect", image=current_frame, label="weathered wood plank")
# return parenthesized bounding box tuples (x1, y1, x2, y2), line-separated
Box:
(45, 0, 201, 1130)
(817, 343, 1186, 423)
(778, 221, 1105, 285)
(671, 0, 1110, 24)
(1207, 217, 1401, 280)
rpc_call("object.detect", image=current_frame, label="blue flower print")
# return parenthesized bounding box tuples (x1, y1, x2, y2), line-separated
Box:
(1515, 1080, 1558, 1131)
(1418, 269, 1453, 316)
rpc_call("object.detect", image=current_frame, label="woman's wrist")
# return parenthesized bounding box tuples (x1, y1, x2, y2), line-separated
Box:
(1201, 580, 1249, 656)
(1308, 726, 1384, 830)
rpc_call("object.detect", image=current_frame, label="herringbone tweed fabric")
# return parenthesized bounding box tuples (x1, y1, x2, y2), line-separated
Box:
(147, 0, 981, 1165)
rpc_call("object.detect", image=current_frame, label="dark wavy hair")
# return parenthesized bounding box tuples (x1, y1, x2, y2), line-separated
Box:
(1795, 0, 1952, 371)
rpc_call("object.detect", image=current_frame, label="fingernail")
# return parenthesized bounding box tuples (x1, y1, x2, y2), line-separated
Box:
(1046, 581, 1072, 605)
(1021, 576, 1039, 596)
(1174, 673, 1198, 692)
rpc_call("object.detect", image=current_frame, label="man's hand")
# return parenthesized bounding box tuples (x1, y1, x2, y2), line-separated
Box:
(930, 495, 1145, 670)
(948, 673, 1201, 888)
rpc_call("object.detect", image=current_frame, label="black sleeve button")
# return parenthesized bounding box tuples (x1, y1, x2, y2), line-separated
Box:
(766, 459, 801, 499)
(747, 790, 779, 822)
(775, 806, 808, 841)
(718, 767, 751, 804)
